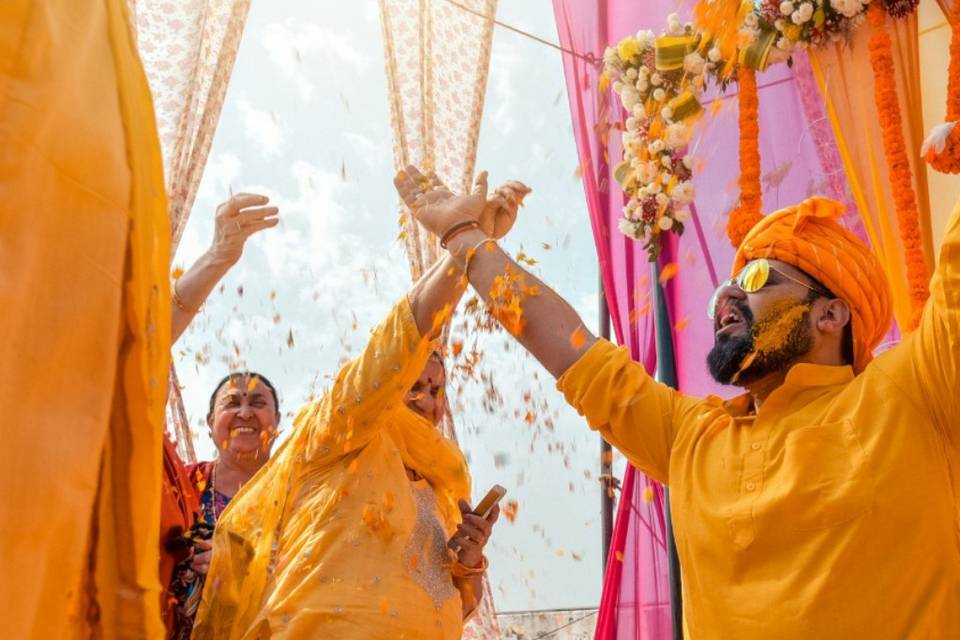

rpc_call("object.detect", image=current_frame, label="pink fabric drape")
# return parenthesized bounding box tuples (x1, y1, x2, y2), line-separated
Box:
(553, 3, 868, 638)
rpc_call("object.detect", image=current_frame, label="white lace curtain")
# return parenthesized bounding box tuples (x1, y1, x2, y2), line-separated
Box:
(379, 0, 501, 637)
(128, 0, 253, 461)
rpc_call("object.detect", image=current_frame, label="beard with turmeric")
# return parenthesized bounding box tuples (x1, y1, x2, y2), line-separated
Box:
(707, 296, 815, 386)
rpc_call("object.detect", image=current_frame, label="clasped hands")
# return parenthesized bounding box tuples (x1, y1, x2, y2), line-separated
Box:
(393, 165, 531, 247)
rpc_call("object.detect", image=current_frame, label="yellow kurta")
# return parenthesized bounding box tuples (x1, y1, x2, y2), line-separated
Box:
(0, 1, 170, 637)
(194, 297, 470, 640)
(559, 198, 960, 637)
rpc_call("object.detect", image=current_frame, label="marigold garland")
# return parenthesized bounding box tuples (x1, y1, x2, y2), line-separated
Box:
(924, 0, 960, 174)
(726, 66, 764, 248)
(868, 2, 929, 328)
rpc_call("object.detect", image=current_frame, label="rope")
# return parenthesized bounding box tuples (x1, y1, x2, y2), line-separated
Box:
(440, 0, 600, 66)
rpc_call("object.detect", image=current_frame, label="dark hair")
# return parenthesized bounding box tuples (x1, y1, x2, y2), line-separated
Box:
(207, 371, 280, 422)
(803, 276, 854, 366)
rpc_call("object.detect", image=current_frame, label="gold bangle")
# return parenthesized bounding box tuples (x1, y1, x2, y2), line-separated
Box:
(172, 282, 200, 314)
(450, 554, 488, 578)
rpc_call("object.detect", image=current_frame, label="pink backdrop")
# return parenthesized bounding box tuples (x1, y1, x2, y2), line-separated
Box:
(552, 2, 868, 637)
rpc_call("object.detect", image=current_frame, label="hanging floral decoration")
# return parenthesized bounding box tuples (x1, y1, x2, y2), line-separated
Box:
(922, 0, 960, 175)
(726, 66, 764, 248)
(867, 2, 929, 327)
(601, 15, 728, 260)
(600, 0, 921, 259)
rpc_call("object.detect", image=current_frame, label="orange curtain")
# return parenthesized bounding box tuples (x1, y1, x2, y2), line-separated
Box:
(379, 1, 501, 637)
(0, 0, 170, 636)
(810, 12, 933, 330)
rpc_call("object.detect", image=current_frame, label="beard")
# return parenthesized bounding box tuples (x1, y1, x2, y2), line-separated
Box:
(707, 297, 814, 386)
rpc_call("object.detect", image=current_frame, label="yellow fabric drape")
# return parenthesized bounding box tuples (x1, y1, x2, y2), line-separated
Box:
(810, 12, 933, 331)
(0, 0, 170, 637)
(920, 0, 960, 252)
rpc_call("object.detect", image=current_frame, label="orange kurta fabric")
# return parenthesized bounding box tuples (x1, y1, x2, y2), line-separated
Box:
(559, 197, 960, 637)
(0, 0, 170, 637)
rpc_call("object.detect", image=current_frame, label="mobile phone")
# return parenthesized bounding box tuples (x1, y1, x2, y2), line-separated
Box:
(472, 484, 507, 519)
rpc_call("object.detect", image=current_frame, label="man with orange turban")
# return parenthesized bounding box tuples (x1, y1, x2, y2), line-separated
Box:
(396, 165, 960, 638)
(0, 1, 170, 637)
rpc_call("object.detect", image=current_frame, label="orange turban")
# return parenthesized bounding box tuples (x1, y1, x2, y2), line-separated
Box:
(732, 196, 892, 372)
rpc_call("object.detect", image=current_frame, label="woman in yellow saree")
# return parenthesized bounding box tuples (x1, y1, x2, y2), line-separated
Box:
(193, 172, 527, 639)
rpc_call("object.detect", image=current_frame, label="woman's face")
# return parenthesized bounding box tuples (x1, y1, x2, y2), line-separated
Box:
(208, 375, 278, 464)
(404, 359, 446, 425)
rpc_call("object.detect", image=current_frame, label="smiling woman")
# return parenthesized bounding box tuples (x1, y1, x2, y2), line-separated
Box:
(168, 371, 280, 639)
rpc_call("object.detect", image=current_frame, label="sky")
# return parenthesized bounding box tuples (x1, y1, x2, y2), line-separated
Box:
(172, 0, 627, 612)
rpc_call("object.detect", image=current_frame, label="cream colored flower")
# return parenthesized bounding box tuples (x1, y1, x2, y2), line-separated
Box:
(658, 215, 674, 231)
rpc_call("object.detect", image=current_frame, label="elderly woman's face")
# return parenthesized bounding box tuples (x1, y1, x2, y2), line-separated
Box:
(404, 359, 445, 425)
(209, 376, 278, 462)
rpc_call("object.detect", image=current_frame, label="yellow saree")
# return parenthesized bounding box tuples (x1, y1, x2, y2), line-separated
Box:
(194, 296, 472, 640)
(0, 0, 170, 637)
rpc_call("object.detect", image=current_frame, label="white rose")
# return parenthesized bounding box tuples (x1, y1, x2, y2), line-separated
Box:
(653, 88, 666, 101)
(632, 104, 644, 118)
(650, 74, 662, 86)
(604, 47, 618, 65)
(658, 215, 674, 231)
(638, 161, 659, 184)
(618, 217, 639, 238)
(774, 18, 786, 29)
(636, 30, 656, 48)
(625, 116, 637, 130)
(671, 180, 695, 204)
(799, 2, 814, 18)
(682, 155, 693, 169)
(791, 10, 805, 24)
(675, 206, 691, 222)
(626, 68, 638, 80)
(661, 155, 673, 168)
(708, 46, 723, 62)
(780, 0, 793, 14)
(661, 106, 674, 120)
(613, 80, 624, 92)
(664, 122, 689, 149)
(649, 179, 662, 193)
(744, 12, 759, 27)
(656, 192, 670, 207)
(637, 78, 649, 91)
(683, 52, 706, 75)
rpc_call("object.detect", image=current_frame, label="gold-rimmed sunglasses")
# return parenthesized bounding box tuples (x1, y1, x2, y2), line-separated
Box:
(708, 258, 832, 320)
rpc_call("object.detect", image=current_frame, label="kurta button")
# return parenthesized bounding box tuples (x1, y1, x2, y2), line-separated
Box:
(745, 482, 756, 491)
(751, 443, 762, 451)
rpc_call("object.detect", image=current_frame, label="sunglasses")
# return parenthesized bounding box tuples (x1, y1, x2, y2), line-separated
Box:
(708, 258, 832, 320)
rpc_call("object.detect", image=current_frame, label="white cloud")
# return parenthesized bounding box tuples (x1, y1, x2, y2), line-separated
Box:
(238, 100, 284, 157)
(260, 20, 373, 103)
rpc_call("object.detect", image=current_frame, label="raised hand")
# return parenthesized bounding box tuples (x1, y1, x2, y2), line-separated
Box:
(209, 193, 280, 266)
(481, 179, 531, 239)
(394, 165, 488, 239)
